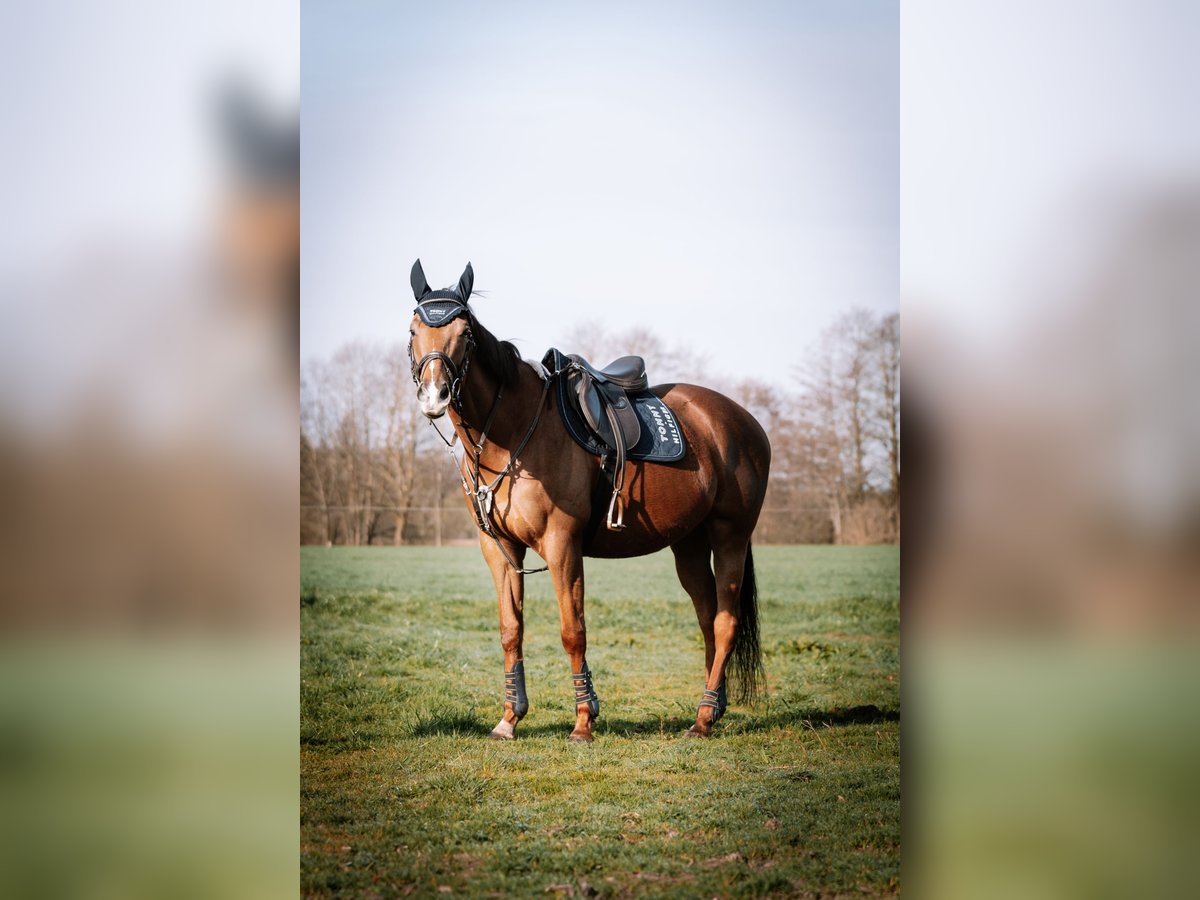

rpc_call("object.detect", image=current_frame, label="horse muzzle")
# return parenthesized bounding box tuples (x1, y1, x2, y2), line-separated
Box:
(417, 381, 452, 418)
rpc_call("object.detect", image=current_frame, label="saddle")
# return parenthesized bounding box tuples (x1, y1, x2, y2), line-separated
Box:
(543, 349, 665, 532)
(569, 354, 646, 530)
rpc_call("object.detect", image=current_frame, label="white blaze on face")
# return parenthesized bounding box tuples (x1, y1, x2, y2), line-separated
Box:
(416, 358, 452, 418)
(412, 317, 458, 419)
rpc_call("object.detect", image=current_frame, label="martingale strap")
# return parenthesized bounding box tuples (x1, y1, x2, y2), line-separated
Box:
(697, 681, 729, 722)
(427, 374, 553, 576)
(572, 662, 600, 719)
(504, 659, 529, 719)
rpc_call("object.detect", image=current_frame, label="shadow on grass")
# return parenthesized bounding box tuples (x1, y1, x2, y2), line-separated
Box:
(402, 707, 492, 738)
(443, 703, 898, 741)
(737, 702, 900, 733)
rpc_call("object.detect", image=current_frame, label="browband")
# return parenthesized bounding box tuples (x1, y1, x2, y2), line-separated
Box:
(414, 295, 469, 327)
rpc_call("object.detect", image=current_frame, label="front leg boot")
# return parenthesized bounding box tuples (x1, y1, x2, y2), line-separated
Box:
(569, 662, 600, 742)
(489, 659, 528, 740)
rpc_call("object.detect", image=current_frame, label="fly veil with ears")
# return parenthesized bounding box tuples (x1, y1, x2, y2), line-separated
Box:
(410, 258, 473, 326)
(408, 259, 476, 407)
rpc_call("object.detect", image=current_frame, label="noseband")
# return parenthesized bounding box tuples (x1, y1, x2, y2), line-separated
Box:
(409, 332, 474, 407)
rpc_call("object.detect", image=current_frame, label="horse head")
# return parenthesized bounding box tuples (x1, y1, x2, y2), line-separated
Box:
(408, 259, 475, 418)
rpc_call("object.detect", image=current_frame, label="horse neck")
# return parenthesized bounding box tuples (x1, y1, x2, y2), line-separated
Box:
(450, 357, 539, 452)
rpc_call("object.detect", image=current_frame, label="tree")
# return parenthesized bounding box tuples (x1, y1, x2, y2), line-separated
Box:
(379, 348, 428, 544)
(874, 313, 900, 533)
(300, 342, 427, 545)
(793, 308, 898, 544)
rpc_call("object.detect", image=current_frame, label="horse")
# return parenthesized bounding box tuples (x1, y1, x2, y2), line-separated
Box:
(407, 260, 771, 741)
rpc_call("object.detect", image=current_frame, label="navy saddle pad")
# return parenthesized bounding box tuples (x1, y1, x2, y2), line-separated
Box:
(542, 349, 687, 463)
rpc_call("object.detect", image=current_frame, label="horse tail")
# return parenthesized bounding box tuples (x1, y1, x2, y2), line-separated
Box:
(730, 543, 765, 705)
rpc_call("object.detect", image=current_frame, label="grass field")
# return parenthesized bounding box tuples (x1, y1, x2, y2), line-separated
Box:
(301, 545, 899, 897)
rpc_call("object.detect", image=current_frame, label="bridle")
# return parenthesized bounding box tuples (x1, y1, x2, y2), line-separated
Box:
(408, 316, 475, 411)
(408, 294, 551, 576)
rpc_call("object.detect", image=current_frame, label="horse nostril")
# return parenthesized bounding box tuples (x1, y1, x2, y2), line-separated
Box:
(416, 384, 428, 402)
(437, 385, 450, 402)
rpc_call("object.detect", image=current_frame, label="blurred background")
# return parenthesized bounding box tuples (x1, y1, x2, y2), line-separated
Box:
(905, 1, 1200, 896)
(0, 0, 298, 896)
(3, 0, 1198, 896)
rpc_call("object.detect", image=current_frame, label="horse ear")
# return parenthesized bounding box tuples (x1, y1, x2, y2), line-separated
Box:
(456, 262, 474, 301)
(410, 259, 432, 300)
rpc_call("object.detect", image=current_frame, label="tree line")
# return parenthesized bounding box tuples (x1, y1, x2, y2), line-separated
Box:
(300, 309, 898, 545)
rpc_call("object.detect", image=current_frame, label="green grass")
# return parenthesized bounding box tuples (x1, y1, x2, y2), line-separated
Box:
(301, 546, 899, 897)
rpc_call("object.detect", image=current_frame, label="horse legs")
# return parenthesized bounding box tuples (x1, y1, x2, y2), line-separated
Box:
(671, 530, 718, 679)
(546, 535, 599, 742)
(480, 535, 527, 740)
(685, 523, 749, 737)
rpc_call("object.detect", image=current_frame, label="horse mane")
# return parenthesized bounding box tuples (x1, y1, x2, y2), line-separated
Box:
(468, 310, 521, 387)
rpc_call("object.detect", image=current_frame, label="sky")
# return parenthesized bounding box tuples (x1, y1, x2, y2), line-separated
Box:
(903, 0, 1200, 350)
(0, 0, 298, 435)
(301, 1, 898, 386)
(0, 0, 297, 273)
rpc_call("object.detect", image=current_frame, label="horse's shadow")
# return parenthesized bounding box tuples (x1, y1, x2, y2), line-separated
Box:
(404, 703, 898, 740)
(737, 702, 900, 732)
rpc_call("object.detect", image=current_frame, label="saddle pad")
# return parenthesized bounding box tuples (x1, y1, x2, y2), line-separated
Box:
(544, 349, 687, 463)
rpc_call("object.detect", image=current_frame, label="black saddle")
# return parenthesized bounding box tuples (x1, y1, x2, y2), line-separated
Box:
(573, 355, 648, 391)
(543, 349, 685, 532)
(571, 356, 645, 457)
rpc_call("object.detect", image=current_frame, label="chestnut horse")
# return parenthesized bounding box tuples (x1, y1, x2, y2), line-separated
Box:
(408, 260, 771, 741)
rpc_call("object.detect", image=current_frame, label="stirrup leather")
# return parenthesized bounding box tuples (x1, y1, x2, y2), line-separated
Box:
(572, 663, 600, 719)
(504, 659, 529, 719)
(697, 681, 729, 723)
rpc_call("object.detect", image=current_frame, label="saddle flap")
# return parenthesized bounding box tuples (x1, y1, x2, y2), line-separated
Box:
(597, 381, 642, 450)
(573, 372, 610, 442)
(572, 373, 642, 452)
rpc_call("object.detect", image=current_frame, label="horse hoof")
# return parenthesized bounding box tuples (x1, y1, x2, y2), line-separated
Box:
(684, 726, 710, 739)
(568, 731, 594, 743)
(489, 719, 517, 741)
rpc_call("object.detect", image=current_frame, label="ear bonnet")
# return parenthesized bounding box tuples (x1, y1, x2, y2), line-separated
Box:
(411, 259, 474, 326)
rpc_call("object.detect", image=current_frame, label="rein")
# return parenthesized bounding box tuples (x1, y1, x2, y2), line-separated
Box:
(423, 343, 551, 576)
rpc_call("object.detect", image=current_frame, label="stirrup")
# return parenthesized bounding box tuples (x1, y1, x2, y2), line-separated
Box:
(605, 491, 625, 531)
(572, 662, 600, 719)
(504, 659, 529, 719)
(697, 681, 728, 723)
